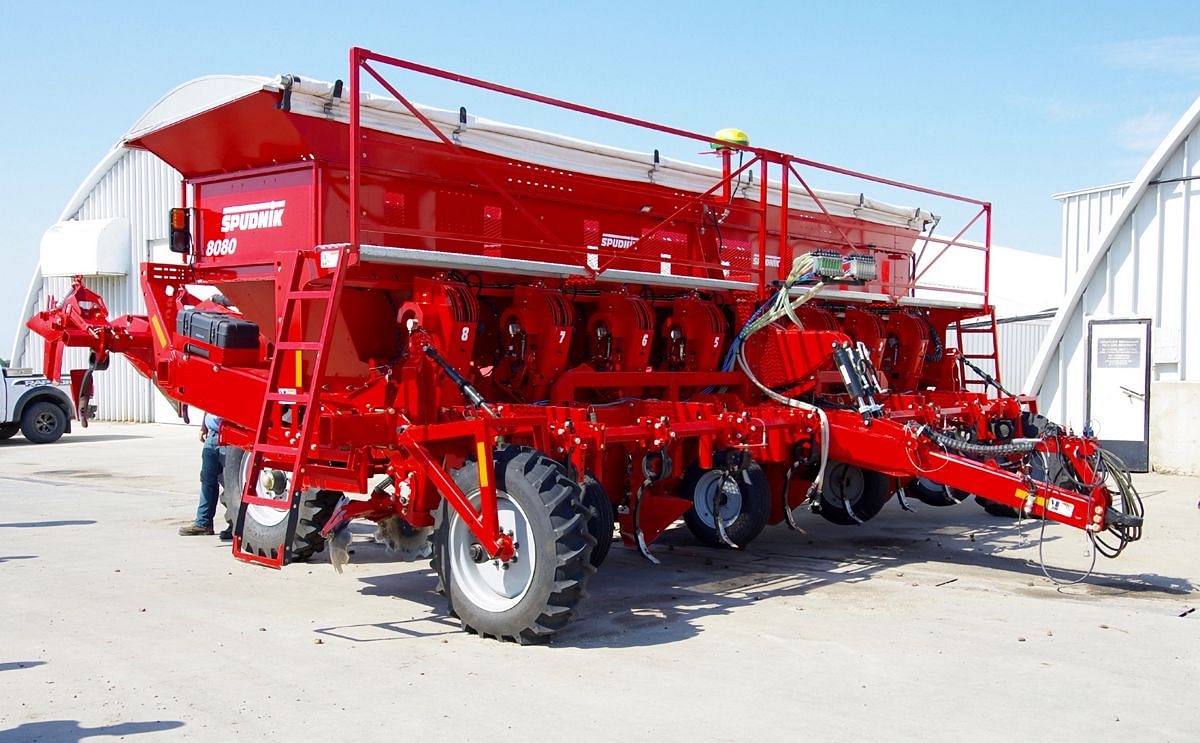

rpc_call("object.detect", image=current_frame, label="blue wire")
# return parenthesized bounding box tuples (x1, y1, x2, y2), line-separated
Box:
(719, 273, 813, 373)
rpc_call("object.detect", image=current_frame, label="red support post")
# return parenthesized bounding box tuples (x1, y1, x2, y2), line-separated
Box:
(779, 159, 790, 284)
(349, 47, 362, 250)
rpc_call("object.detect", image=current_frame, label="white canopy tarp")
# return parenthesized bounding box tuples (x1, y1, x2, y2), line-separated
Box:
(40, 217, 130, 277)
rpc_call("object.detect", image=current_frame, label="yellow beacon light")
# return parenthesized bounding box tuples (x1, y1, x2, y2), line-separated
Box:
(710, 127, 750, 150)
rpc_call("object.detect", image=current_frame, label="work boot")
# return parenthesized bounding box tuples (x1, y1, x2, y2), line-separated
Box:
(178, 524, 215, 536)
(218, 527, 233, 542)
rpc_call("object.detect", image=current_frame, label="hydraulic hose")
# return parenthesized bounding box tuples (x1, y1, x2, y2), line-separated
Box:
(922, 427, 1038, 457)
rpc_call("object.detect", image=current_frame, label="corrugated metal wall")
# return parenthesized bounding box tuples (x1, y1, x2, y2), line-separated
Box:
(951, 314, 1053, 395)
(1057, 183, 1129, 291)
(22, 149, 180, 421)
(1038, 131, 1199, 428)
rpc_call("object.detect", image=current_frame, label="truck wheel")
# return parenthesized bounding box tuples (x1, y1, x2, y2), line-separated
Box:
(581, 475, 614, 569)
(681, 460, 770, 548)
(21, 401, 67, 444)
(434, 445, 594, 643)
(816, 462, 890, 525)
(0, 424, 18, 440)
(222, 447, 340, 563)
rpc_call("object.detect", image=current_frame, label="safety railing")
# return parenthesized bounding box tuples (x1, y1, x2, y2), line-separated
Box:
(346, 47, 992, 307)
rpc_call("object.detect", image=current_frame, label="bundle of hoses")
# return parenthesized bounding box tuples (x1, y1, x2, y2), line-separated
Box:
(1092, 448, 1143, 557)
(732, 253, 833, 502)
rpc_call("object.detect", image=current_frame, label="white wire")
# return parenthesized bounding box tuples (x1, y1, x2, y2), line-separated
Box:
(736, 338, 830, 499)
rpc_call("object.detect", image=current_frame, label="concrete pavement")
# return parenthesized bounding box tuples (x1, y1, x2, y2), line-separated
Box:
(0, 422, 1197, 741)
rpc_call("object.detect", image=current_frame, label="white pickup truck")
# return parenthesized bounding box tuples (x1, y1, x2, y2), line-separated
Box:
(0, 367, 81, 444)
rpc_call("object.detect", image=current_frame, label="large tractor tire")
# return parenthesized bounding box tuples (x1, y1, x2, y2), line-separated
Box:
(20, 401, 67, 444)
(815, 461, 891, 525)
(680, 459, 771, 548)
(222, 447, 340, 563)
(432, 445, 594, 644)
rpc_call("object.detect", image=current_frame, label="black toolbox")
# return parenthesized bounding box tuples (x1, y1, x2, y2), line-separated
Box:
(176, 310, 260, 350)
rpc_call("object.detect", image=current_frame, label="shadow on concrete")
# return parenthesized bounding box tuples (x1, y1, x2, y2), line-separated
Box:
(0, 556, 37, 564)
(0, 520, 96, 529)
(341, 500, 1195, 649)
(62, 434, 151, 444)
(314, 613, 461, 643)
(0, 719, 183, 741)
(0, 661, 45, 672)
(0, 433, 150, 448)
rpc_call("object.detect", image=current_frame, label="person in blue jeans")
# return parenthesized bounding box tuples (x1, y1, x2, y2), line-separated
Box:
(179, 413, 227, 537)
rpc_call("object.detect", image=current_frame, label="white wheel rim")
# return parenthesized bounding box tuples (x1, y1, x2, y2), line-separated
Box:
(692, 470, 743, 528)
(823, 463, 865, 506)
(448, 490, 536, 613)
(239, 453, 290, 528)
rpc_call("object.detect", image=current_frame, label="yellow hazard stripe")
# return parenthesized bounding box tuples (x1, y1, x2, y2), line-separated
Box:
(150, 315, 167, 349)
(476, 441, 489, 488)
(295, 350, 303, 387)
(1015, 488, 1047, 508)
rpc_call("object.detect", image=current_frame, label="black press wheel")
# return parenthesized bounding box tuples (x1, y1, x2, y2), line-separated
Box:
(976, 451, 1070, 519)
(581, 474, 614, 569)
(975, 495, 1024, 519)
(816, 462, 891, 525)
(20, 401, 67, 444)
(222, 447, 340, 563)
(680, 459, 771, 548)
(433, 445, 594, 644)
(0, 424, 19, 441)
(908, 477, 971, 507)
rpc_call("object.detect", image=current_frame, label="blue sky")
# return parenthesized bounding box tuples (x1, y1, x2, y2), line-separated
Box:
(3, 0, 1199, 356)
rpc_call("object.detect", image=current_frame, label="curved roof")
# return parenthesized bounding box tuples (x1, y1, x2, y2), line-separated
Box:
(11, 75, 270, 363)
(59, 75, 269, 223)
(1024, 94, 1200, 395)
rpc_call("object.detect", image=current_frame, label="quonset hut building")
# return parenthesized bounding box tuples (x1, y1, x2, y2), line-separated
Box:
(9, 76, 269, 422)
(1027, 96, 1200, 475)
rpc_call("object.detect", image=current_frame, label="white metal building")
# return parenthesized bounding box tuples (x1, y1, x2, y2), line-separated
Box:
(1026, 96, 1200, 474)
(922, 239, 1058, 393)
(9, 77, 266, 422)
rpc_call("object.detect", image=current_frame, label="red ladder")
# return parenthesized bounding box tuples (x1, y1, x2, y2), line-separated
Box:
(954, 307, 1003, 398)
(233, 246, 350, 568)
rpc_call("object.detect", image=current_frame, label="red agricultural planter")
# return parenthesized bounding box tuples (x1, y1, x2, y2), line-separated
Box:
(28, 47, 1143, 642)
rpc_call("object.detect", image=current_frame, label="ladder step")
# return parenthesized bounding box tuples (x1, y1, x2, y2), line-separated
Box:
(265, 391, 311, 403)
(287, 290, 334, 301)
(276, 341, 322, 352)
(240, 494, 294, 511)
(254, 443, 300, 457)
(303, 463, 367, 492)
(962, 354, 998, 359)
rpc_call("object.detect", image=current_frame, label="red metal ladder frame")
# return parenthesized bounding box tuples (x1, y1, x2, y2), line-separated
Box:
(955, 306, 1002, 398)
(232, 246, 349, 568)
